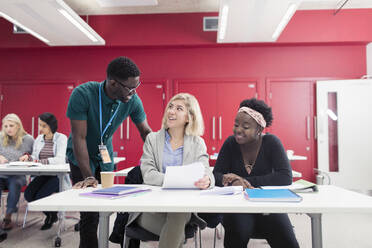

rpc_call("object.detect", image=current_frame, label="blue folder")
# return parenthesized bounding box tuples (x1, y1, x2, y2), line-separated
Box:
(244, 188, 302, 202)
(92, 186, 144, 195)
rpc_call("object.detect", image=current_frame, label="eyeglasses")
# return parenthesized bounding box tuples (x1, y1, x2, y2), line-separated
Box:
(113, 79, 141, 94)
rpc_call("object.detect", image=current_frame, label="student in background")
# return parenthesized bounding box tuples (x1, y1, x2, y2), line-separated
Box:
(0, 113, 34, 231)
(126, 93, 214, 248)
(24, 112, 69, 230)
(213, 98, 299, 248)
(66, 56, 152, 248)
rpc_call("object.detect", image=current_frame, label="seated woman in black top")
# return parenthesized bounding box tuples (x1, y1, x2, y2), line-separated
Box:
(213, 98, 299, 248)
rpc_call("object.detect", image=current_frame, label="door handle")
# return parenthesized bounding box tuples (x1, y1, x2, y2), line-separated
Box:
(37, 118, 40, 136)
(314, 116, 317, 140)
(212, 116, 216, 140)
(306, 116, 310, 140)
(219, 116, 222, 140)
(120, 123, 123, 140)
(31, 117, 35, 138)
(126, 118, 130, 140)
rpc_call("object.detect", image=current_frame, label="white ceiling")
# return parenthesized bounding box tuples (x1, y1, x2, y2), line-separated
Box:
(1, 0, 372, 46)
(65, 0, 372, 15)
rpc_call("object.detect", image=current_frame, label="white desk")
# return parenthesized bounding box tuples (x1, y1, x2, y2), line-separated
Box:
(211, 153, 308, 161)
(115, 167, 134, 177)
(116, 166, 302, 178)
(0, 163, 70, 194)
(288, 155, 307, 160)
(28, 185, 372, 248)
(0, 163, 70, 246)
(113, 157, 126, 164)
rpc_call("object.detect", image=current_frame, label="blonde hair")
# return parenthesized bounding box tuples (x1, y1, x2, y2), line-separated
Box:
(161, 93, 204, 136)
(1, 113, 28, 149)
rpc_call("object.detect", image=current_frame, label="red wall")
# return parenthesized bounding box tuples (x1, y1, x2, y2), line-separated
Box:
(0, 45, 365, 87)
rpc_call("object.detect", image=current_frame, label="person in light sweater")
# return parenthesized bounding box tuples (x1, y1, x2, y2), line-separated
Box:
(24, 112, 69, 230)
(0, 113, 34, 231)
(126, 93, 215, 248)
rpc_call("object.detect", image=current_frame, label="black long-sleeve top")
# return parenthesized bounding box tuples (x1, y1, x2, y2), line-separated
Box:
(213, 134, 292, 187)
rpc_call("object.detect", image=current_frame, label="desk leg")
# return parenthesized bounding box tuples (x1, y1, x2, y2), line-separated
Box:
(57, 173, 65, 236)
(99, 212, 113, 248)
(307, 213, 322, 248)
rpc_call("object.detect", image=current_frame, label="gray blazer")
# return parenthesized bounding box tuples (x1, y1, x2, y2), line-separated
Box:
(126, 129, 215, 231)
(140, 129, 215, 187)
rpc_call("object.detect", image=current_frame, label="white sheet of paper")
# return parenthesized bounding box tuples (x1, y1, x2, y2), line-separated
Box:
(7, 161, 42, 167)
(200, 186, 243, 195)
(162, 162, 205, 189)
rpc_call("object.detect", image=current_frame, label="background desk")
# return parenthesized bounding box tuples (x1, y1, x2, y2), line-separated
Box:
(28, 185, 372, 248)
(0, 163, 70, 246)
(0, 163, 70, 193)
(113, 157, 126, 164)
(116, 166, 302, 178)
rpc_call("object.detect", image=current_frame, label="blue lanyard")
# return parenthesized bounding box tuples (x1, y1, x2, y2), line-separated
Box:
(99, 83, 120, 144)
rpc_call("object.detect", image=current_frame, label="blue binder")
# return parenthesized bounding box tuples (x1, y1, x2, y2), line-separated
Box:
(244, 188, 302, 202)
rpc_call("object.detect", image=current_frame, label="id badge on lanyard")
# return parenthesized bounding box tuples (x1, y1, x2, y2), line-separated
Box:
(99, 144, 112, 164)
(99, 83, 120, 164)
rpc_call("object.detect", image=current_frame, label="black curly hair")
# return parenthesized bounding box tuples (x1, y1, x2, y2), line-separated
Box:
(39, 112, 58, 133)
(106, 56, 140, 81)
(239, 98, 273, 127)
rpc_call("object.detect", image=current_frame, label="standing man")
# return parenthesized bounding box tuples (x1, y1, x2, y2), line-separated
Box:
(66, 56, 152, 248)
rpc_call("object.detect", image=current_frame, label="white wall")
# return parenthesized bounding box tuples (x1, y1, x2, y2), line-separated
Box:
(367, 42, 372, 76)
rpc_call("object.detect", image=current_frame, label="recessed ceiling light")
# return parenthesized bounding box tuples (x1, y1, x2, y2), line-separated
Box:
(96, 0, 158, 7)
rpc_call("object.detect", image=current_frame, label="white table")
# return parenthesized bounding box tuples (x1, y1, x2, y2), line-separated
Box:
(115, 166, 134, 177)
(0, 163, 70, 246)
(113, 157, 126, 164)
(0, 163, 70, 192)
(288, 155, 307, 160)
(116, 166, 302, 178)
(28, 185, 372, 248)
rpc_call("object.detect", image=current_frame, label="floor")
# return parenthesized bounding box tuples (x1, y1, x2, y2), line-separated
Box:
(1, 195, 372, 248)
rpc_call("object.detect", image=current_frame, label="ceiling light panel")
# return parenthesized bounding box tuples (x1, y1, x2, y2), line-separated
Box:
(95, 0, 158, 7)
(217, 0, 301, 43)
(0, 0, 105, 46)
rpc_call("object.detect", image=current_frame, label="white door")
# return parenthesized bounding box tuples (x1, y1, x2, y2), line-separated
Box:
(317, 79, 372, 190)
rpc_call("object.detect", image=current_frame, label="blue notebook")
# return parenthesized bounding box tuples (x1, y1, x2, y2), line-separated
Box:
(244, 189, 302, 202)
(92, 186, 148, 195)
(80, 188, 151, 199)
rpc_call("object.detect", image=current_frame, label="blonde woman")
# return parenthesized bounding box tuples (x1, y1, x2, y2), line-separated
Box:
(126, 93, 215, 248)
(0, 114, 34, 230)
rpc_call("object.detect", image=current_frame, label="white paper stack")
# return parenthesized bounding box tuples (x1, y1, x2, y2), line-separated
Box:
(162, 162, 205, 189)
(200, 186, 243, 195)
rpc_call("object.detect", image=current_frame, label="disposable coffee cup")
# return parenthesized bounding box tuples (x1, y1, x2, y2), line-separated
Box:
(101, 171, 115, 188)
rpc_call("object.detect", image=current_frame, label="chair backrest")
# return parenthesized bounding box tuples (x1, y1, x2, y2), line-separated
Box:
(197, 213, 223, 228)
(125, 166, 143, 185)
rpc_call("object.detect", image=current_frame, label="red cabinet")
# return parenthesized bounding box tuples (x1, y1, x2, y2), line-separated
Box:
(112, 81, 165, 180)
(266, 79, 315, 181)
(174, 80, 257, 157)
(0, 82, 74, 137)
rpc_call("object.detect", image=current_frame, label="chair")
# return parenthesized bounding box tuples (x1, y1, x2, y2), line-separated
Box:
(197, 213, 223, 248)
(122, 214, 207, 248)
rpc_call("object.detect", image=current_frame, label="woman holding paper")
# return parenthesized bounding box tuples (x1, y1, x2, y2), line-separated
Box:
(0, 113, 34, 231)
(213, 98, 299, 248)
(24, 112, 69, 230)
(127, 93, 214, 248)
